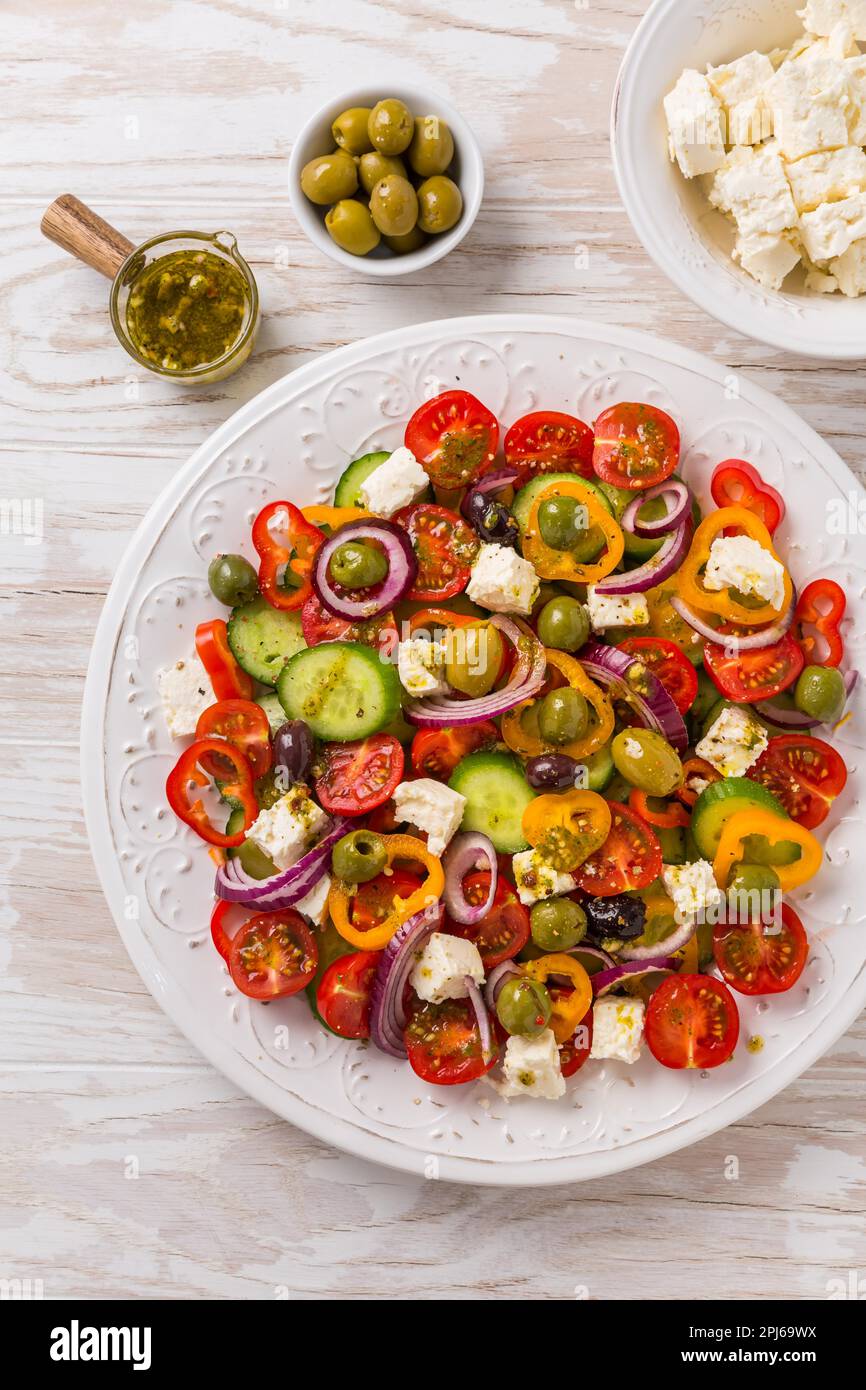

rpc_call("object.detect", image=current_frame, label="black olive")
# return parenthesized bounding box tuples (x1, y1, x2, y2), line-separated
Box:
(526, 753, 580, 790)
(582, 892, 647, 942)
(273, 719, 314, 785)
(465, 491, 520, 549)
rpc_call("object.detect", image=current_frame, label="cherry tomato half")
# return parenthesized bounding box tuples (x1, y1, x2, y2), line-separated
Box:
(713, 904, 808, 997)
(301, 591, 398, 658)
(747, 734, 847, 829)
(592, 403, 680, 491)
(405, 390, 499, 490)
(443, 871, 530, 969)
(703, 632, 804, 704)
(196, 698, 273, 780)
(645, 973, 740, 1069)
(572, 801, 662, 897)
(314, 734, 404, 817)
(227, 909, 318, 1001)
(392, 502, 478, 601)
(349, 868, 423, 934)
(316, 950, 382, 1038)
(410, 722, 499, 781)
(404, 995, 496, 1086)
(503, 410, 593, 481)
(616, 636, 699, 714)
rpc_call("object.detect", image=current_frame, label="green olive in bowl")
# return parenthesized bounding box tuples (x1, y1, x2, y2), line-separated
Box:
(370, 175, 419, 237)
(299, 149, 359, 205)
(331, 106, 374, 156)
(408, 115, 454, 177)
(417, 175, 463, 233)
(325, 199, 381, 256)
(359, 151, 407, 196)
(384, 226, 427, 255)
(368, 98, 414, 155)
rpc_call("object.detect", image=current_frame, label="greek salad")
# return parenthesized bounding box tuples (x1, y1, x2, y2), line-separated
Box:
(159, 391, 855, 1098)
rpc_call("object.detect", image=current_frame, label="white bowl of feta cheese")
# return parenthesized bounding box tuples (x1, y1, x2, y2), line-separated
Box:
(613, 0, 866, 357)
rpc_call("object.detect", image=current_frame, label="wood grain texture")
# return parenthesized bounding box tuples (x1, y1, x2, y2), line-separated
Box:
(1, 0, 864, 1301)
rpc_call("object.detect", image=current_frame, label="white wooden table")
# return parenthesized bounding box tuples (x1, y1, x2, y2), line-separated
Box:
(2, 0, 864, 1301)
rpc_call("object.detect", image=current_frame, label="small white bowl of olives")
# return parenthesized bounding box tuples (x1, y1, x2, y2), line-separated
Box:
(288, 86, 483, 276)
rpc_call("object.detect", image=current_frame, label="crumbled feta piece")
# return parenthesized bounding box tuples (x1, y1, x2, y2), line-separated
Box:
(784, 145, 866, 211)
(708, 145, 798, 238)
(799, 0, 866, 39)
(246, 786, 328, 872)
(585, 587, 649, 633)
(358, 446, 429, 517)
(663, 70, 727, 178)
(696, 705, 769, 778)
(732, 230, 802, 289)
(786, 21, 860, 61)
(801, 192, 866, 260)
(844, 55, 866, 142)
(500, 1028, 566, 1099)
(511, 849, 577, 906)
(830, 235, 866, 290)
(409, 931, 484, 1004)
(295, 873, 331, 926)
(805, 265, 840, 291)
(397, 636, 448, 696)
(765, 58, 852, 161)
(589, 998, 645, 1065)
(392, 778, 465, 856)
(623, 736, 644, 759)
(707, 50, 775, 145)
(466, 542, 539, 615)
(156, 652, 213, 738)
(661, 860, 725, 923)
(703, 533, 786, 609)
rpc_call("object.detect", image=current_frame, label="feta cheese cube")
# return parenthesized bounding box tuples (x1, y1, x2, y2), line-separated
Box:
(392, 778, 465, 856)
(358, 446, 429, 517)
(696, 705, 769, 778)
(799, 0, 866, 39)
(661, 860, 725, 923)
(664, 70, 727, 177)
(295, 873, 331, 926)
(830, 234, 866, 290)
(246, 786, 328, 872)
(707, 50, 775, 145)
(397, 636, 448, 696)
(466, 542, 539, 615)
(589, 998, 645, 1065)
(156, 652, 213, 738)
(784, 145, 866, 211)
(844, 55, 866, 142)
(801, 191, 866, 260)
(805, 265, 840, 291)
(585, 587, 649, 633)
(703, 534, 786, 609)
(733, 230, 802, 289)
(409, 931, 484, 1004)
(500, 1028, 566, 1099)
(511, 850, 577, 906)
(765, 58, 852, 160)
(708, 145, 798, 239)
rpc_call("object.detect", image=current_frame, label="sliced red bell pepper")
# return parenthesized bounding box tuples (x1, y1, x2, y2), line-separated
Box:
(166, 737, 257, 848)
(252, 501, 324, 612)
(195, 619, 253, 700)
(795, 578, 846, 668)
(710, 460, 785, 535)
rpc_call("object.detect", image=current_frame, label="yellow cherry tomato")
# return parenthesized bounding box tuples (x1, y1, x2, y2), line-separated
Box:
(522, 790, 611, 872)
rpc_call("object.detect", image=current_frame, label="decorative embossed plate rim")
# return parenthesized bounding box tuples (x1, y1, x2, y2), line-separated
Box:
(81, 314, 866, 1186)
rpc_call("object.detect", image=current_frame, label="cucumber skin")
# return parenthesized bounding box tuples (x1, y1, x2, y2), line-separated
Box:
(448, 750, 536, 854)
(512, 472, 615, 533)
(334, 451, 390, 509)
(256, 691, 286, 734)
(277, 641, 400, 741)
(690, 777, 787, 860)
(227, 596, 306, 686)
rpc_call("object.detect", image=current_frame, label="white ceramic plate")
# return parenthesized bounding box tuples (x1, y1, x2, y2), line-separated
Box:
(612, 0, 866, 359)
(82, 314, 866, 1186)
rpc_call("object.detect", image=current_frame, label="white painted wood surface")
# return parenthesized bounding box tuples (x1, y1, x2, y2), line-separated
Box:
(2, 0, 864, 1300)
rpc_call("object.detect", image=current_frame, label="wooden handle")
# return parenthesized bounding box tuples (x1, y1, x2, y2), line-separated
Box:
(40, 194, 135, 280)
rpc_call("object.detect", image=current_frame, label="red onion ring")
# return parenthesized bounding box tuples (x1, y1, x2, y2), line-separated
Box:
(460, 468, 522, 523)
(483, 959, 522, 1012)
(594, 518, 692, 596)
(580, 642, 689, 751)
(465, 976, 495, 1061)
(757, 668, 859, 729)
(592, 957, 676, 995)
(671, 593, 795, 652)
(404, 614, 547, 728)
(566, 943, 616, 972)
(621, 479, 691, 538)
(312, 519, 417, 620)
(214, 816, 351, 908)
(442, 832, 498, 924)
(369, 901, 444, 1059)
(621, 921, 696, 961)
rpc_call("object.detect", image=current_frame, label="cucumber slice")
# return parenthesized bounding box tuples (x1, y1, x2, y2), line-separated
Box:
(334, 451, 390, 508)
(256, 690, 286, 733)
(512, 472, 615, 534)
(227, 596, 306, 686)
(277, 641, 400, 741)
(449, 751, 536, 854)
(585, 745, 614, 792)
(690, 777, 788, 860)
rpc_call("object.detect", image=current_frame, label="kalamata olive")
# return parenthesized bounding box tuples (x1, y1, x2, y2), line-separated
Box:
(466, 492, 519, 548)
(526, 753, 580, 790)
(583, 893, 647, 942)
(273, 719, 314, 786)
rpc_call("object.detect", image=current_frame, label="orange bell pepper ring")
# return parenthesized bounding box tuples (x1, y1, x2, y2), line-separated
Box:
(522, 790, 611, 871)
(329, 834, 444, 949)
(713, 809, 822, 892)
(522, 478, 624, 582)
(502, 649, 614, 760)
(302, 504, 370, 529)
(522, 954, 593, 1043)
(678, 506, 793, 627)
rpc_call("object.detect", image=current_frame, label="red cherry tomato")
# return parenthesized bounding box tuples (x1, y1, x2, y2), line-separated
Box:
(195, 698, 272, 780)
(301, 591, 398, 658)
(503, 410, 593, 481)
(314, 735, 404, 817)
(404, 995, 496, 1086)
(392, 502, 478, 601)
(703, 632, 804, 704)
(592, 403, 680, 490)
(573, 802, 662, 897)
(710, 459, 785, 535)
(227, 909, 318, 1001)
(645, 973, 740, 1070)
(316, 950, 382, 1038)
(349, 869, 423, 933)
(616, 636, 699, 714)
(443, 871, 531, 969)
(794, 579, 846, 668)
(410, 722, 499, 780)
(713, 904, 808, 997)
(405, 390, 499, 490)
(747, 734, 847, 829)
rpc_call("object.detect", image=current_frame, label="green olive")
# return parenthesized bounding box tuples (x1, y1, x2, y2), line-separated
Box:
(384, 226, 427, 255)
(794, 664, 846, 724)
(536, 596, 590, 651)
(416, 175, 463, 233)
(408, 114, 455, 177)
(331, 106, 374, 156)
(325, 199, 381, 256)
(368, 98, 414, 155)
(300, 149, 358, 205)
(445, 620, 504, 697)
(530, 897, 587, 952)
(538, 496, 586, 550)
(369, 174, 419, 237)
(237, 837, 278, 881)
(358, 150, 407, 196)
(611, 728, 683, 795)
(495, 976, 552, 1037)
(537, 688, 590, 745)
(329, 540, 388, 589)
(208, 552, 258, 607)
(332, 829, 387, 884)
